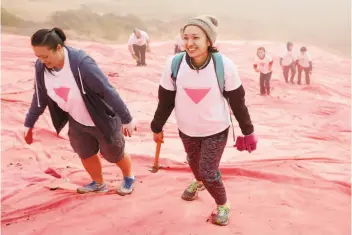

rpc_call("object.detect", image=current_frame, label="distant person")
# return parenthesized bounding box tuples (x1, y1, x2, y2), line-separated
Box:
(174, 28, 185, 54)
(24, 28, 137, 196)
(150, 15, 258, 226)
(280, 41, 296, 84)
(253, 47, 273, 95)
(128, 28, 150, 66)
(296, 46, 313, 85)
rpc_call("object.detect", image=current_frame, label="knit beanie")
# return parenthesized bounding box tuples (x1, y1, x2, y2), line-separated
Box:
(183, 15, 219, 45)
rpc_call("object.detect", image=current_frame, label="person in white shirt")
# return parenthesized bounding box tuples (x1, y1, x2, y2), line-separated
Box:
(280, 41, 297, 84)
(150, 15, 258, 226)
(127, 28, 150, 66)
(25, 28, 137, 196)
(296, 46, 313, 85)
(253, 47, 273, 95)
(174, 28, 185, 54)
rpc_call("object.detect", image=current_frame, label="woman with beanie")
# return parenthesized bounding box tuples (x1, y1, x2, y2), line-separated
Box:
(24, 28, 137, 195)
(253, 47, 273, 95)
(150, 15, 258, 226)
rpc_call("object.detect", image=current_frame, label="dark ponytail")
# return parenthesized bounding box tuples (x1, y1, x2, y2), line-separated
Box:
(31, 27, 66, 50)
(208, 46, 219, 53)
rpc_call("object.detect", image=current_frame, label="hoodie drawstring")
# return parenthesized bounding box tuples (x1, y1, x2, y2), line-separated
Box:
(35, 77, 41, 107)
(77, 67, 86, 94)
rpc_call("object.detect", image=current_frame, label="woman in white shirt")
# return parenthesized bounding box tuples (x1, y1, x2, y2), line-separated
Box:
(296, 46, 313, 85)
(253, 47, 273, 95)
(150, 15, 258, 226)
(280, 41, 297, 84)
(127, 28, 150, 66)
(25, 28, 137, 195)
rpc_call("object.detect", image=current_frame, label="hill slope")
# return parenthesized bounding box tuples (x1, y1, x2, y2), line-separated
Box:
(1, 34, 351, 235)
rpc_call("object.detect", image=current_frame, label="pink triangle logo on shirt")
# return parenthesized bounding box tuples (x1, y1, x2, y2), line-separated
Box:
(53, 87, 70, 102)
(184, 88, 211, 104)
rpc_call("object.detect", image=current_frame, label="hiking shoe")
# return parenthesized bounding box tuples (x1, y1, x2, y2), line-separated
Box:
(212, 204, 230, 226)
(77, 181, 108, 194)
(116, 176, 136, 196)
(181, 181, 205, 201)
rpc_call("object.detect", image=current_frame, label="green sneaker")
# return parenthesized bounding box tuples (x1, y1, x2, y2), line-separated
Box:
(181, 180, 205, 201)
(212, 204, 230, 226)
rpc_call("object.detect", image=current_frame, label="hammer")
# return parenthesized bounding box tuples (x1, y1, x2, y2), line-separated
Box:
(149, 141, 162, 173)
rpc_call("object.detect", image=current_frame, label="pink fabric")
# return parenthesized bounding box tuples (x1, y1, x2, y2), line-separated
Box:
(1, 35, 350, 235)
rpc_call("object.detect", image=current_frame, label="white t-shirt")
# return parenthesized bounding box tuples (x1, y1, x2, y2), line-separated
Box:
(160, 54, 242, 137)
(44, 48, 95, 126)
(297, 52, 312, 68)
(253, 55, 273, 74)
(281, 48, 297, 66)
(127, 31, 149, 46)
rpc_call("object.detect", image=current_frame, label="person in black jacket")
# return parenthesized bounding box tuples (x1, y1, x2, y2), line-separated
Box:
(150, 15, 258, 226)
(24, 28, 137, 196)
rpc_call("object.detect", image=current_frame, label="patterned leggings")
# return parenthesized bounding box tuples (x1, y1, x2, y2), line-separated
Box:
(179, 128, 229, 205)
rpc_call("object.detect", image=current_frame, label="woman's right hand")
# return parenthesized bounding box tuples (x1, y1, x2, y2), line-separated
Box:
(153, 131, 164, 143)
(24, 127, 33, 144)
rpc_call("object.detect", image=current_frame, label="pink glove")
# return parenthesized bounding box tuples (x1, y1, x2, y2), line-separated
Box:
(234, 136, 246, 151)
(244, 133, 258, 153)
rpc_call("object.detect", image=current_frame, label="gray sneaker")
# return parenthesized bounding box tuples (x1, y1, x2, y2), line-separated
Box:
(77, 181, 108, 194)
(212, 205, 230, 226)
(116, 176, 136, 196)
(181, 181, 205, 201)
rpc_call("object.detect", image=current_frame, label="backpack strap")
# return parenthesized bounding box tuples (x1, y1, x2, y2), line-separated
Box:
(171, 52, 186, 90)
(212, 52, 236, 141)
(211, 52, 225, 94)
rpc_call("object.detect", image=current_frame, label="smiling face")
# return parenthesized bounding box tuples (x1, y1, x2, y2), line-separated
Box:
(32, 44, 64, 69)
(183, 25, 210, 58)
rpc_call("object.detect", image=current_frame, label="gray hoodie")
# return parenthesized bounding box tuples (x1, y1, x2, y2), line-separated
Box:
(24, 46, 132, 143)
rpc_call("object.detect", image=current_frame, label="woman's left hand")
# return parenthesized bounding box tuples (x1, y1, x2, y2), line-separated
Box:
(244, 133, 258, 153)
(122, 119, 137, 137)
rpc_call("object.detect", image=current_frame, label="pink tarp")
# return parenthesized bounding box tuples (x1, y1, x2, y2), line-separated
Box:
(1, 34, 351, 235)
